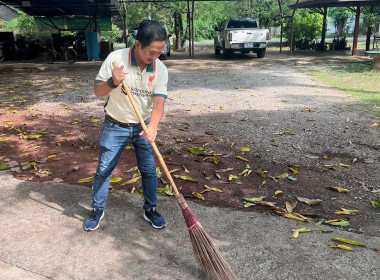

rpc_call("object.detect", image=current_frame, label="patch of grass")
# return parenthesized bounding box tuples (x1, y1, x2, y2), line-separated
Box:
(307, 62, 380, 115)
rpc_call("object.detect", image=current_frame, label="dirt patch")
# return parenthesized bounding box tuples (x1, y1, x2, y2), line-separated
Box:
(1, 47, 379, 237)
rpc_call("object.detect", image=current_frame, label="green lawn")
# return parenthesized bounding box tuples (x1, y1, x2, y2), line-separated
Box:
(307, 62, 380, 116)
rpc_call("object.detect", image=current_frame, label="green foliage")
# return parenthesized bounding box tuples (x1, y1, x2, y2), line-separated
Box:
(1, 12, 50, 47)
(101, 24, 123, 43)
(284, 10, 323, 50)
(328, 8, 354, 38)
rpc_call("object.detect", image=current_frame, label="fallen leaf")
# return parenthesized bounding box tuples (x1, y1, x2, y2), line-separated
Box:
(276, 173, 289, 179)
(292, 228, 311, 238)
(110, 177, 123, 183)
(121, 176, 141, 185)
(23, 134, 42, 140)
(274, 190, 283, 196)
(256, 168, 267, 178)
(169, 168, 180, 174)
(77, 177, 92, 184)
(228, 174, 238, 181)
(328, 187, 350, 193)
(157, 185, 174, 196)
(283, 212, 311, 222)
(244, 202, 256, 208)
(254, 201, 276, 207)
(238, 147, 250, 152)
(329, 245, 354, 251)
(325, 219, 350, 227)
(288, 167, 299, 175)
(215, 168, 234, 173)
(332, 238, 366, 247)
(239, 169, 249, 176)
(286, 201, 297, 213)
(372, 200, 380, 210)
(183, 165, 190, 173)
(173, 175, 198, 182)
(324, 164, 337, 170)
(235, 155, 249, 162)
(275, 131, 296, 136)
(192, 192, 205, 200)
(244, 196, 266, 203)
(334, 208, 358, 215)
(204, 185, 223, 193)
(126, 166, 139, 172)
(0, 138, 11, 142)
(301, 108, 314, 112)
(297, 197, 322, 205)
(370, 122, 379, 127)
(287, 176, 297, 181)
(339, 163, 350, 168)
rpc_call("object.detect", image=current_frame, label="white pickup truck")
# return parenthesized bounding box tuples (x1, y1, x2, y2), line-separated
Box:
(214, 17, 269, 58)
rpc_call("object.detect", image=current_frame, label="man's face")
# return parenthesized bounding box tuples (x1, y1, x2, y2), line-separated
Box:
(135, 40, 165, 65)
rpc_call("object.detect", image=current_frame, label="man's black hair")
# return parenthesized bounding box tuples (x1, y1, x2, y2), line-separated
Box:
(136, 20, 167, 49)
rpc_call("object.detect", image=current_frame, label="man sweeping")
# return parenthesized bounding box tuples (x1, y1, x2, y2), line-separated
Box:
(84, 20, 168, 231)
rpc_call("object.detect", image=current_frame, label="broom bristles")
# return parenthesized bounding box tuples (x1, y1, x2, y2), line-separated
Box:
(176, 194, 237, 280)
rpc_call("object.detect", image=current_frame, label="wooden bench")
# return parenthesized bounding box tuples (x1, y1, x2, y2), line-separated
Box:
(366, 51, 380, 69)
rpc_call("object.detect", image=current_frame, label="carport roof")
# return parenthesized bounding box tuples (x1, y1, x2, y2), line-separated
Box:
(288, 0, 380, 9)
(0, 0, 119, 17)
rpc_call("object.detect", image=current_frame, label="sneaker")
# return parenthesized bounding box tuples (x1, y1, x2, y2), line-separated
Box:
(84, 208, 104, 231)
(143, 208, 166, 229)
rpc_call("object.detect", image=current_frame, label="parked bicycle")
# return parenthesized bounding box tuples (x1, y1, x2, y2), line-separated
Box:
(43, 43, 77, 64)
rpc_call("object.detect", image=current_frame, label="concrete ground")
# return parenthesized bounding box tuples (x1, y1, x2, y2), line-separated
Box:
(0, 172, 379, 280)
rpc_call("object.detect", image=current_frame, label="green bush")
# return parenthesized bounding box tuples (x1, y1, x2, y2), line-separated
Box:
(333, 37, 347, 50)
(284, 10, 323, 50)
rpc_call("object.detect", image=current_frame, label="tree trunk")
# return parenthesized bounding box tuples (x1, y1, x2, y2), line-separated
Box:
(174, 11, 183, 50)
(337, 18, 348, 39)
(122, 3, 128, 47)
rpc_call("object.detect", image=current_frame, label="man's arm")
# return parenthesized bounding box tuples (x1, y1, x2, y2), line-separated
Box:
(139, 96, 165, 142)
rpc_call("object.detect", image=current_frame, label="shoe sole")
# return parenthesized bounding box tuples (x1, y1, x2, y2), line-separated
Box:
(84, 211, 105, 231)
(143, 213, 166, 229)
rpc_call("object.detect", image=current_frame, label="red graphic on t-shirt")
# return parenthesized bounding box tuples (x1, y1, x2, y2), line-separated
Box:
(148, 75, 155, 87)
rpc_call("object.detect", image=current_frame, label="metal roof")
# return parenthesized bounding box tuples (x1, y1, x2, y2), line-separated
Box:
(0, 0, 119, 17)
(289, 0, 380, 9)
(0, 4, 20, 20)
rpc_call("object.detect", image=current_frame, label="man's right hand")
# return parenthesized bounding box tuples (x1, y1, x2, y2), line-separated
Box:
(111, 65, 126, 86)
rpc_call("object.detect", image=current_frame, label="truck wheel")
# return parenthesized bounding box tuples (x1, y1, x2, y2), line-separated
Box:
(257, 49, 266, 58)
(222, 49, 231, 59)
(215, 48, 220, 55)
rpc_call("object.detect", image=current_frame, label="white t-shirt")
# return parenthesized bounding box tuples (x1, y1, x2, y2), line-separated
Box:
(95, 47, 168, 123)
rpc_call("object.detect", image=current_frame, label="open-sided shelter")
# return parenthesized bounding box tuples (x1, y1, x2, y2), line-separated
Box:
(288, 0, 380, 55)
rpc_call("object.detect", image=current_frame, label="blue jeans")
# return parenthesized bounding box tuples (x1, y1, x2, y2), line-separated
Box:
(92, 118, 157, 211)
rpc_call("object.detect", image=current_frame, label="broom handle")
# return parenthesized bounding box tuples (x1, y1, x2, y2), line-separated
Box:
(112, 62, 180, 196)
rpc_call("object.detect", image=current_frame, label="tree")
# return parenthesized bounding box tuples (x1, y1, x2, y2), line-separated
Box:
(284, 9, 323, 50)
(328, 8, 354, 39)
(101, 24, 123, 44)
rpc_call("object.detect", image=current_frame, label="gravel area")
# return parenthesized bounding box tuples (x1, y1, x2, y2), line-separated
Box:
(1, 48, 379, 237)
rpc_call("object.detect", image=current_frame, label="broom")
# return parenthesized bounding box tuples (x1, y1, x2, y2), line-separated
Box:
(112, 62, 237, 280)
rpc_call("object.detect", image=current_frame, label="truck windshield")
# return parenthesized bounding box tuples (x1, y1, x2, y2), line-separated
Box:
(227, 19, 258, 29)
